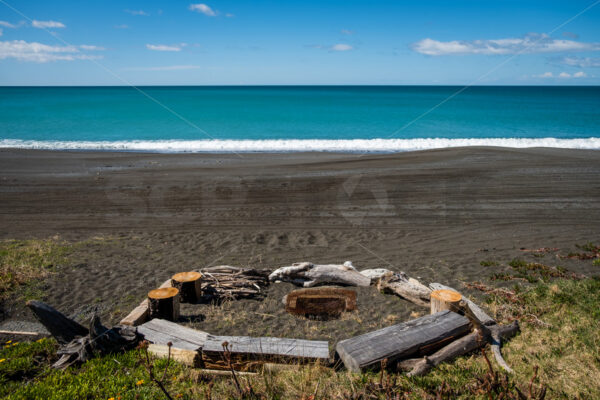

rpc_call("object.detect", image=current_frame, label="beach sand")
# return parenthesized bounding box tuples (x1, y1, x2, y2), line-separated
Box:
(1, 147, 599, 342)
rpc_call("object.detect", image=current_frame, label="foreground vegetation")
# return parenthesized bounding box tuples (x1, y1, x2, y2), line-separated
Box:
(0, 238, 71, 301)
(1, 239, 598, 398)
(1, 276, 598, 399)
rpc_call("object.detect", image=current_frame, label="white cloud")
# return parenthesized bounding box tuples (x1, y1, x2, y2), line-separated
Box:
(0, 21, 18, 28)
(225, 13, 235, 18)
(146, 44, 182, 51)
(535, 71, 587, 79)
(0, 40, 101, 62)
(561, 56, 600, 68)
(79, 45, 105, 51)
(331, 43, 353, 51)
(189, 4, 217, 16)
(125, 9, 149, 16)
(0, 29, 2, 37)
(126, 65, 201, 71)
(114, 24, 129, 29)
(341, 29, 353, 35)
(413, 33, 600, 56)
(32, 20, 66, 29)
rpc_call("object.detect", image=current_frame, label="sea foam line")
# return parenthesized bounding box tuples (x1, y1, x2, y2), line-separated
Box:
(1, 138, 599, 153)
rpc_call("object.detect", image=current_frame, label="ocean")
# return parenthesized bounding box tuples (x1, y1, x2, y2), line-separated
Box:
(0, 86, 598, 152)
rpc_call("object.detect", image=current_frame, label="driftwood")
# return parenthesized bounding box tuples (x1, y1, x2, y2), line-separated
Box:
(200, 266, 270, 300)
(269, 261, 370, 288)
(336, 310, 471, 372)
(54, 314, 138, 369)
(398, 321, 520, 376)
(27, 300, 88, 345)
(120, 279, 172, 326)
(28, 300, 138, 369)
(377, 272, 431, 307)
(359, 268, 392, 284)
(148, 343, 202, 367)
(285, 287, 356, 319)
(137, 318, 209, 350)
(429, 282, 496, 326)
(456, 299, 516, 373)
(201, 335, 330, 371)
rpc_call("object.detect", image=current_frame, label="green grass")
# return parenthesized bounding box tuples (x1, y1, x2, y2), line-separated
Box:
(0, 238, 72, 301)
(479, 260, 499, 267)
(2, 277, 599, 399)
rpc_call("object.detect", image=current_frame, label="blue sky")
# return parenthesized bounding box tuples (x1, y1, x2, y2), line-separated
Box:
(0, 0, 599, 85)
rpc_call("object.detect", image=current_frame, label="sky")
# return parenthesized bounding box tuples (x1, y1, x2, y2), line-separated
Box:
(0, 0, 599, 85)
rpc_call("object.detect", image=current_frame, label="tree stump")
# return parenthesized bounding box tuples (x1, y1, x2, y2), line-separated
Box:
(171, 271, 203, 303)
(148, 287, 180, 321)
(430, 289, 462, 314)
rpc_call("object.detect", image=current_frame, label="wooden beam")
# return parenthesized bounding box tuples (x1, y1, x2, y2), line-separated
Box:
(137, 318, 209, 351)
(429, 283, 496, 326)
(335, 310, 471, 372)
(148, 343, 201, 367)
(201, 335, 330, 370)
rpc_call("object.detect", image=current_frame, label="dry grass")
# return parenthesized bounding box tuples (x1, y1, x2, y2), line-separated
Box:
(0, 237, 70, 300)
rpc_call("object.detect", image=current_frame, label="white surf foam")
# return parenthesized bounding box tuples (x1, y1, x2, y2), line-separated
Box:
(1, 138, 599, 153)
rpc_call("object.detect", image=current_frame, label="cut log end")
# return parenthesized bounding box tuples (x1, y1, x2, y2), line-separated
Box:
(430, 289, 462, 315)
(148, 287, 180, 321)
(171, 271, 203, 303)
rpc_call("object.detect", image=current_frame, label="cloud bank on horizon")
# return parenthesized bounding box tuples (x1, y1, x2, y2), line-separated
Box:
(0, 1, 598, 85)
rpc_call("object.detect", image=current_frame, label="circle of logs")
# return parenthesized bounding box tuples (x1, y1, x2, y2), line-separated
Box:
(148, 287, 180, 321)
(171, 271, 203, 303)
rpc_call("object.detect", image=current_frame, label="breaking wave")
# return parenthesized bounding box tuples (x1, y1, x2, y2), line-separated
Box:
(1, 138, 599, 153)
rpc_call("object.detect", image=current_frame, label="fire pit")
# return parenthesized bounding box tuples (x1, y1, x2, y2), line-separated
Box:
(284, 287, 357, 320)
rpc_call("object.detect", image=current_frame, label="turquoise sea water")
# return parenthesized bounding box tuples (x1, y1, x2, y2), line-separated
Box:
(0, 86, 598, 152)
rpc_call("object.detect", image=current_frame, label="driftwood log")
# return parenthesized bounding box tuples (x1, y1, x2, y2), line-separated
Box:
(377, 272, 431, 307)
(26, 300, 88, 345)
(430, 289, 462, 314)
(398, 320, 520, 376)
(172, 271, 203, 303)
(359, 268, 392, 284)
(148, 287, 180, 321)
(201, 335, 330, 371)
(27, 301, 138, 369)
(336, 310, 471, 372)
(269, 261, 370, 287)
(429, 282, 496, 326)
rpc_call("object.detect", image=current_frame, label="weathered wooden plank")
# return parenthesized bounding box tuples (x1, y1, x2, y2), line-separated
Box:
(203, 335, 330, 360)
(137, 319, 209, 351)
(120, 299, 149, 327)
(148, 343, 202, 367)
(335, 310, 471, 372)
(429, 283, 496, 326)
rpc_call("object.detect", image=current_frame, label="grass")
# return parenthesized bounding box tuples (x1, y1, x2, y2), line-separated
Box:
(0, 238, 72, 301)
(2, 277, 599, 399)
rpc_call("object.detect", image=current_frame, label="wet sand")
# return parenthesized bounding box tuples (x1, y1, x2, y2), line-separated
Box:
(1, 147, 599, 342)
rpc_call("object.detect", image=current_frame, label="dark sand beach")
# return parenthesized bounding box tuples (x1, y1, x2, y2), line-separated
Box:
(1, 147, 599, 343)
